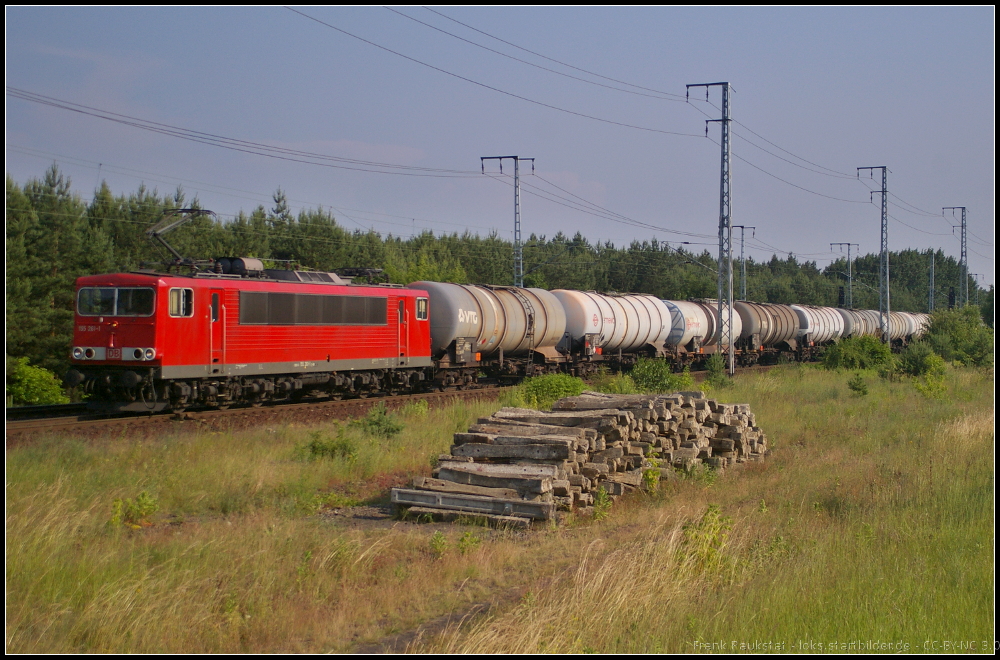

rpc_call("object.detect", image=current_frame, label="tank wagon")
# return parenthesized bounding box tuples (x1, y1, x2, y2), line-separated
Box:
(66, 263, 933, 412)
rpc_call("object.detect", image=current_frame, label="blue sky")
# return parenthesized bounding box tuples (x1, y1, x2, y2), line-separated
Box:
(6, 7, 994, 286)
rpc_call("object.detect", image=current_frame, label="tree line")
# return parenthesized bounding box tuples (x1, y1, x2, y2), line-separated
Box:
(6, 165, 992, 375)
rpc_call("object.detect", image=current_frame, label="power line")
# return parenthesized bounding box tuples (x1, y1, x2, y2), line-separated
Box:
(694, 97, 857, 178)
(421, 6, 689, 100)
(6, 143, 508, 236)
(384, 7, 682, 101)
(6, 87, 482, 178)
(285, 8, 703, 138)
(731, 131, 856, 179)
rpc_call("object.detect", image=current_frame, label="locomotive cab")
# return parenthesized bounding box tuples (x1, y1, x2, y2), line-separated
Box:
(66, 273, 180, 412)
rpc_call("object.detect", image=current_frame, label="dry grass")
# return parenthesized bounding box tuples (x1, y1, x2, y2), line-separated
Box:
(411, 365, 995, 653)
(7, 366, 994, 653)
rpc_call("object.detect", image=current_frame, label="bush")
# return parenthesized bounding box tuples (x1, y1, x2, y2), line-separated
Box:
(513, 373, 586, 409)
(298, 429, 359, 462)
(703, 354, 731, 390)
(630, 358, 695, 393)
(925, 307, 993, 367)
(847, 373, 868, 396)
(898, 342, 947, 377)
(590, 369, 641, 395)
(822, 336, 894, 371)
(352, 402, 404, 438)
(6, 356, 70, 405)
(914, 373, 947, 399)
(109, 491, 159, 529)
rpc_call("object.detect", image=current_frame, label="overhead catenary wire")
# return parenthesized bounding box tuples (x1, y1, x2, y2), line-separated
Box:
(7, 143, 508, 236)
(6, 87, 483, 178)
(421, 6, 690, 100)
(284, 7, 703, 138)
(384, 7, 683, 101)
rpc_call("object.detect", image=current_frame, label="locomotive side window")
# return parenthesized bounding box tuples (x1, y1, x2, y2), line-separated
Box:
(77, 287, 154, 316)
(211, 294, 220, 322)
(238, 292, 388, 326)
(416, 298, 428, 320)
(168, 288, 194, 317)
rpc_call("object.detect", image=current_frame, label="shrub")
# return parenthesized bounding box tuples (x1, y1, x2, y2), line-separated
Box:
(914, 373, 947, 399)
(6, 356, 70, 405)
(109, 491, 159, 529)
(682, 504, 732, 576)
(298, 429, 359, 463)
(630, 358, 695, 393)
(514, 373, 586, 409)
(353, 402, 404, 438)
(898, 342, 947, 377)
(590, 369, 641, 395)
(822, 336, 894, 371)
(429, 531, 448, 558)
(399, 399, 429, 418)
(457, 531, 482, 555)
(847, 373, 868, 396)
(925, 307, 993, 367)
(593, 486, 612, 521)
(703, 354, 731, 390)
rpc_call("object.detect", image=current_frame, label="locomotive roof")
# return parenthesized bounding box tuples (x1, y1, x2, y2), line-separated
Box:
(76, 270, 421, 293)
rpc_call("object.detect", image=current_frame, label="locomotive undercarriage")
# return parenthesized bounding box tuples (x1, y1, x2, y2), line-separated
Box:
(75, 366, 439, 413)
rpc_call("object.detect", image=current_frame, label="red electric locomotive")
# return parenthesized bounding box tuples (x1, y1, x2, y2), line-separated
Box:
(65, 264, 435, 412)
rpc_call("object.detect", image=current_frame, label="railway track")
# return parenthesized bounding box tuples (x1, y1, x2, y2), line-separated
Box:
(6, 387, 509, 446)
(6, 364, 782, 446)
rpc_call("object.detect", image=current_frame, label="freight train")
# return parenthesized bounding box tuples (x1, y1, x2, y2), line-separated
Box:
(64, 262, 930, 413)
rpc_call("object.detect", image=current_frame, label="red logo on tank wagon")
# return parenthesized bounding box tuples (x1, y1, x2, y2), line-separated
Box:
(592, 313, 599, 326)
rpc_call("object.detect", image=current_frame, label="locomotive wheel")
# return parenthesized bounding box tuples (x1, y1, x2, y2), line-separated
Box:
(218, 405, 230, 411)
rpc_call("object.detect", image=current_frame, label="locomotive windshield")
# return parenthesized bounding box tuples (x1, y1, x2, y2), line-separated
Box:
(77, 287, 155, 316)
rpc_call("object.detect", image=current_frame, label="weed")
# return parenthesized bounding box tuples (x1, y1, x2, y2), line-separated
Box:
(593, 486, 612, 521)
(847, 373, 868, 396)
(590, 368, 641, 394)
(296, 550, 314, 588)
(353, 402, 404, 438)
(757, 499, 768, 513)
(684, 463, 718, 487)
(298, 428, 358, 463)
(399, 399, 429, 418)
(457, 531, 482, 555)
(429, 531, 449, 558)
(914, 373, 947, 399)
(682, 504, 733, 577)
(311, 491, 360, 512)
(642, 468, 661, 492)
(519, 374, 586, 409)
(109, 490, 159, 529)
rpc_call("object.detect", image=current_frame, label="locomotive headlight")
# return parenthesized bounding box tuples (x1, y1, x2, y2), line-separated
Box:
(144, 348, 156, 360)
(84, 348, 96, 359)
(133, 348, 143, 360)
(73, 347, 84, 359)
